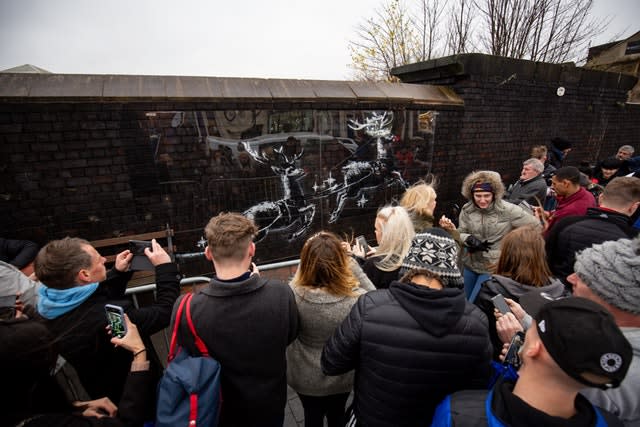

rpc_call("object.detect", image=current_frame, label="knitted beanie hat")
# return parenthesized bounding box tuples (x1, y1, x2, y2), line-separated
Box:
(400, 228, 463, 288)
(573, 236, 640, 314)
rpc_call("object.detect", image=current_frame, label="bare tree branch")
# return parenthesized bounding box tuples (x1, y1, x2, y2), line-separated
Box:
(349, 0, 612, 80)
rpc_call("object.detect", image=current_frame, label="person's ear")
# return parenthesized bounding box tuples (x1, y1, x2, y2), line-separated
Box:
(248, 242, 255, 258)
(77, 268, 91, 284)
(524, 338, 542, 359)
(204, 246, 213, 261)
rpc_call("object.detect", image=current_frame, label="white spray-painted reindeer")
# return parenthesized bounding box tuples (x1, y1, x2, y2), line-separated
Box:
(328, 111, 406, 223)
(242, 142, 315, 242)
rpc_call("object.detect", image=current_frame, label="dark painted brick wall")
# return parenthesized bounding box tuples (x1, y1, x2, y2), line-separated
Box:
(393, 54, 640, 218)
(1, 55, 638, 270)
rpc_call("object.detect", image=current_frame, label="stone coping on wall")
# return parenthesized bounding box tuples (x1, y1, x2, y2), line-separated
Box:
(391, 53, 638, 93)
(0, 73, 463, 108)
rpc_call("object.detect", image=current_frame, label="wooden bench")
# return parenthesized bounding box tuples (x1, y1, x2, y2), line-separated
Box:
(90, 224, 175, 288)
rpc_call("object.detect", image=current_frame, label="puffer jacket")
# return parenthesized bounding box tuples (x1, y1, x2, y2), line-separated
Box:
(458, 171, 541, 273)
(321, 282, 492, 427)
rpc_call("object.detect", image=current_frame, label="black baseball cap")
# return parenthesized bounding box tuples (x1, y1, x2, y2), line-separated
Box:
(535, 297, 632, 389)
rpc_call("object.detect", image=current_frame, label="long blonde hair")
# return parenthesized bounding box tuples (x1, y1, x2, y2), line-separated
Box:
(291, 231, 358, 296)
(375, 206, 415, 271)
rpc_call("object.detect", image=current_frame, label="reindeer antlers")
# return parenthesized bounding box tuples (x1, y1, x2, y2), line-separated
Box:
(274, 146, 304, 164)
(242, 141, 304, 165)
(348, 111, 394, 135)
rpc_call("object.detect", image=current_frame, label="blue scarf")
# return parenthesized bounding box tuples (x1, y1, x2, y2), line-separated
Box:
(37, 282, 100, 319)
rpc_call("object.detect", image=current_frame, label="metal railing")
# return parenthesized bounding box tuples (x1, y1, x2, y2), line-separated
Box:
(124, 258, 300, 297)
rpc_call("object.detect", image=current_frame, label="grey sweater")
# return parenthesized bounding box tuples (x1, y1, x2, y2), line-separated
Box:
(286, 259, 374, 396)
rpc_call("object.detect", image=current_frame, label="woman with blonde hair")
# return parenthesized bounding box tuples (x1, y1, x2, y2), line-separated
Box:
(287, 231, 374, 427)
(473, 225, 566, 357)
(400, 180, 460, 238)
(354, 205, 415, 289)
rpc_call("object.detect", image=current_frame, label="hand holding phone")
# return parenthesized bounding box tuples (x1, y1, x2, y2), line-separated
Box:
(128, 240, 155, 271)
(356, 235, 370, 254)
(503, 331, 525, 368)
(105, 304, 128, 338)
(491, 294, 511, 315)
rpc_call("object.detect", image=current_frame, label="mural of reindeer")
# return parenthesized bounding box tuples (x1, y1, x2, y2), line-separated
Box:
(327, 111, 407, 223)
(242, 142, 315, 242)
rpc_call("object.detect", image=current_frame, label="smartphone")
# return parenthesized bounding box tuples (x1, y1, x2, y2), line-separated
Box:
(105, 304, 128, 338)
(129, 240, 152, 255)
(128, 240, 154, 271)
(491, 294, 511, 315)
(503, 331, 525, 368)
(356, 235, 369, 253)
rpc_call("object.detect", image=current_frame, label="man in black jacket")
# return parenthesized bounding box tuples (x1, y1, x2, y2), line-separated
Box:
(431, 297, 631, 427)
(34, 237, 180, 403)
(546, 176, 640, 287)
(321, 229, 492, 427)
(172, 212, 298, 427)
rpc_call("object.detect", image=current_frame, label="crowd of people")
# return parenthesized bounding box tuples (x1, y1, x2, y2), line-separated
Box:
(1, 141, 640, 427)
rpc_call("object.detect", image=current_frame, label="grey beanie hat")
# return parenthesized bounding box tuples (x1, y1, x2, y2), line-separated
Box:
(573, 236, 640, 314)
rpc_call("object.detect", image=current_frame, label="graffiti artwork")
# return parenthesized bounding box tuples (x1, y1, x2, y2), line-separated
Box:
(140, 109, 437, 256)
(325, 111, 407, 223)
(241, 143, 316, 242)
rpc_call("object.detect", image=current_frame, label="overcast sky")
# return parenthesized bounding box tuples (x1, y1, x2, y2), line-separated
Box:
(0, 0, 637, 80)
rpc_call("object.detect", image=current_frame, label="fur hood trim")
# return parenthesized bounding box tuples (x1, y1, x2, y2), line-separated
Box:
(461, 170, 505, 201)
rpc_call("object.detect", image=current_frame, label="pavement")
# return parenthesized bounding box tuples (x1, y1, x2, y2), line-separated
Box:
(285, 386, 305, 426)
(285, 387, 354, 427)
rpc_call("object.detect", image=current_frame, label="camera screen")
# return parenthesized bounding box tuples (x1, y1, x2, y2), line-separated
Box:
(106, 308, 127, 338)
(129, 240, 152, 256)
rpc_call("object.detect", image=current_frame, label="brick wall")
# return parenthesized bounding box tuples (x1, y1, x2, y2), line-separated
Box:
(393, 53, 640, 218)
(2, 57, 638, 272)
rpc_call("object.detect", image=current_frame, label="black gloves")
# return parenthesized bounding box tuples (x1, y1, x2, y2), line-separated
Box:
(465, 235, 491, 253)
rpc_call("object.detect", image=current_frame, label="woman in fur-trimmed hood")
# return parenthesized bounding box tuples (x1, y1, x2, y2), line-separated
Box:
(458, 170, 541, 301)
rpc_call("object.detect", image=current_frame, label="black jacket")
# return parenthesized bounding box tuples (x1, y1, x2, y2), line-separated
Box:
(545, 208, 638, 285)
(174, 274, 298, 427)
(41, 264, 180, 402)
(321, 281, 492, 427)
(362, 256, 400, 289)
